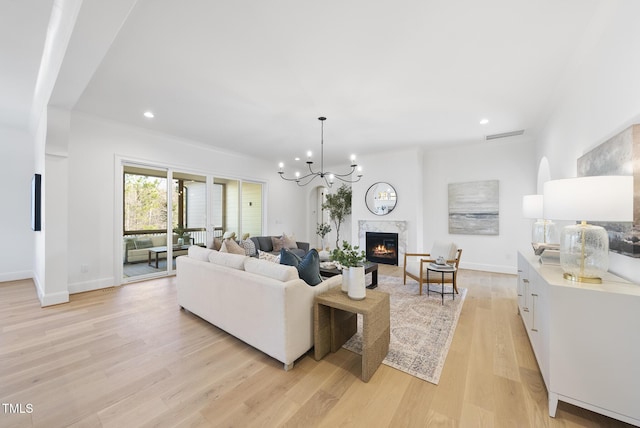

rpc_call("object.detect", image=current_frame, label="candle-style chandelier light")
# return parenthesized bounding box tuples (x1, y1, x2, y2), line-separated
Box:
(278, 116, 363, 187)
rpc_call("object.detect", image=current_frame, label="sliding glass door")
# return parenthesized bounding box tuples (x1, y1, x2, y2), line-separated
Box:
(120, 161, 264, 282)
(122, 165, 171, 280)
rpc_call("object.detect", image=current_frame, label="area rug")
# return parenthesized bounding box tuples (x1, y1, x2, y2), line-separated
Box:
(342, 275, 467, 384)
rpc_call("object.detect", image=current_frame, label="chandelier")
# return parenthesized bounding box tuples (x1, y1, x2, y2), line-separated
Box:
(278, 117, 363, 187)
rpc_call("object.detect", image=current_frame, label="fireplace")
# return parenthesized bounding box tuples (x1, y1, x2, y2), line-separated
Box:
(366, 232, 398, 265)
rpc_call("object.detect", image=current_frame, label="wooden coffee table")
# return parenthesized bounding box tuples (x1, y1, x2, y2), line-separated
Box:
(314, 287, 390, 382)
(147, 245, 190, 268)
(319, 261, 379, 289)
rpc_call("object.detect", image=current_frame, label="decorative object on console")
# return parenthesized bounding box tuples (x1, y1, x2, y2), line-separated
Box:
(365, 182, 398, 215)
(277, 117, 363, 187)
(522, 194, 557, 245)
(543, 176, 633, 283)
(330, 240, 367, 299)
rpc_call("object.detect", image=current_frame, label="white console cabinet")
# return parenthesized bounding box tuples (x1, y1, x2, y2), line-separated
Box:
(517, 251, 640, 426)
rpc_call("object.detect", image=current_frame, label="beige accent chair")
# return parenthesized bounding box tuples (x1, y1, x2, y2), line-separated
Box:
(403, 241, 462, 295)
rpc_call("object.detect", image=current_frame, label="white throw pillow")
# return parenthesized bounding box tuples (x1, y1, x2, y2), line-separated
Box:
(258, 250, 281, 263)
(188, 245, 214, 262)
(208, 251, 247, 270)
(244, 258, 298, 282)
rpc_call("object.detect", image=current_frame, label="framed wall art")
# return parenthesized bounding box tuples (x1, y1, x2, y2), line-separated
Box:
(577, 124, 639, 257)
(448, 180, 499, 235)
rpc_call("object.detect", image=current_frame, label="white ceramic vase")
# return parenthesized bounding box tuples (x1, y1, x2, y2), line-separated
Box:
(346, 266, 366, 300)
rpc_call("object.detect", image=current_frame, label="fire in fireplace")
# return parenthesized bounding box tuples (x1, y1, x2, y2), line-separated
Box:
(366, 232, 398, 265)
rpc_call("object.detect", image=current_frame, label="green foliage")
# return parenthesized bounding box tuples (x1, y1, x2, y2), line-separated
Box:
(124, 173, 179, 231)
(330, 240, 366, 268)
(316, 222, 331, 238)
(322, 184, 352, 248)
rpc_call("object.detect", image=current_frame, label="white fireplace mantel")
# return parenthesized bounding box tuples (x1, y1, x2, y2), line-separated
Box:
(358, 220, 408, 266)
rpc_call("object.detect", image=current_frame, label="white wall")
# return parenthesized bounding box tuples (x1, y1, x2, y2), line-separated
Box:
(538, 0, 640, 283)
(350, 148, 424, 259)
(65, 113, 307, 293)
(423, 138, 536, 274)
(0, 126, 35, 281)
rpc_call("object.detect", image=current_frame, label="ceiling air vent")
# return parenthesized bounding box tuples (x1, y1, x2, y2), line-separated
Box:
(485, 129, 525, 140)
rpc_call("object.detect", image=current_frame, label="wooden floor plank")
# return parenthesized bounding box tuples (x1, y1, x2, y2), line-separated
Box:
(0, 268, 634, 427)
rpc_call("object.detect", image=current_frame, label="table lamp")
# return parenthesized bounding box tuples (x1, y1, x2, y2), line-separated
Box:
(522, 194, 556, 244)
(543, 176, 633, 283)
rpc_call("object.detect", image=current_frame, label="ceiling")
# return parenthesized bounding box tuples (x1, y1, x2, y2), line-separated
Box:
(0, 0, 54, 129)
(5, 0, 605, 166)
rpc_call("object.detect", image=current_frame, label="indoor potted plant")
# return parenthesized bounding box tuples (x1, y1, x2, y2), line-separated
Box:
(316, 222, 332, 261)
(322, 184, 352, 249)
(331, 240, 367, 299)
(173, 226, 190, 246)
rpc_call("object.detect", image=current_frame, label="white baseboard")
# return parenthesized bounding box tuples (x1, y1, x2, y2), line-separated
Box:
(68, 277, 117, 294)
(459, 262, 517, 275)
(39, 290, 70, 307)
(0, 270, 32, 283)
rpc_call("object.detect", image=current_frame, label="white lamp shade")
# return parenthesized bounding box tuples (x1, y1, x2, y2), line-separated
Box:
(522, 194, 544, 219)
(543, 176, 633, 222)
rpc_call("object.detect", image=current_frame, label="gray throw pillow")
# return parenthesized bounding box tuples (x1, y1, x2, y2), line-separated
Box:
(256, 236, 273, 252)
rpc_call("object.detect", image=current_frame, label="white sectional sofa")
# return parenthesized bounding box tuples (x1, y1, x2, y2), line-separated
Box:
(176, 246, 342, 370)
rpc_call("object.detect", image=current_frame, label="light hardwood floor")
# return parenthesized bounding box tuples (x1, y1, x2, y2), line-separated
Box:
(0, 266, 633, 427)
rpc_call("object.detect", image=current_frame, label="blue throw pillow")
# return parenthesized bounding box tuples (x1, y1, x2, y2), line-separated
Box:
(280, 248, 322, 286)
(280, 248, 301, 267)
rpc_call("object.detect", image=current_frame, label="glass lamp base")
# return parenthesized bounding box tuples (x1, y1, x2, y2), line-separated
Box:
(532, 219, 556, 244)
(559, 223, 609, 283)
(562, 272, 603, 284)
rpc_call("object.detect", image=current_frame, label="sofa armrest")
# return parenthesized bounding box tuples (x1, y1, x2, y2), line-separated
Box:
(296, 241, 310, 252)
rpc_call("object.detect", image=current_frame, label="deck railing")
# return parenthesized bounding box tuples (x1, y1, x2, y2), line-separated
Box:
(123, 227, 223, 247)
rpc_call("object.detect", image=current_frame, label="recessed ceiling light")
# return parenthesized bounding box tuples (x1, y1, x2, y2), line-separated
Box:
(144, 111, 155, 119)
(294, 157, 300, 161)
(479, 118, 489, 125)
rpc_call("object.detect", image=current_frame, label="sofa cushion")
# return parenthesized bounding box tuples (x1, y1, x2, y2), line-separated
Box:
(188, 245, 214, 262)
(240, 239, 257, 256)
(258, 250, 280, 263)
(208, 251, 247, 270)
(280, 248, 322, 286)
(135, 238, 154, 249)
(297, 249, 323, 286)
(244, 257, 298, 282)
(282, 233, 298, 249)
(279, 248, 301, 267)
(256, 236, 273, 252)
(207, 236, 222, 251)
(220, 238, 246, 255)
(152, 235, 167, 246)
(271, 236, 285, 252)
(124, 238, 136, 250)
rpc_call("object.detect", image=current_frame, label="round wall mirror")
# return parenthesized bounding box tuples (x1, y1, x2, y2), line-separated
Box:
(365, 182, 397, 215)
